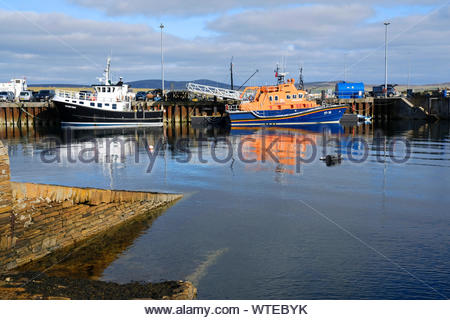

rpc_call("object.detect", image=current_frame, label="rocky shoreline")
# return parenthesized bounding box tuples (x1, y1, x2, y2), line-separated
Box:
(0, 272, 196, 300)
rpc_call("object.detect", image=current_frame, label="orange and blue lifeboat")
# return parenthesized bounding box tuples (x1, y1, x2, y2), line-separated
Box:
(227, 78, 347, 126)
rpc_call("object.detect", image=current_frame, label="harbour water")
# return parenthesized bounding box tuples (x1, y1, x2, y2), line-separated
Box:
(5, 121, 450, 299)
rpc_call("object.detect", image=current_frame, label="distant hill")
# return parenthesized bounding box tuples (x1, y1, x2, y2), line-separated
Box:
(127, 79, 345, 91)
(29, 79, 232, 90)
(126, 79, 232, 90)
(29, 80, 449, 91)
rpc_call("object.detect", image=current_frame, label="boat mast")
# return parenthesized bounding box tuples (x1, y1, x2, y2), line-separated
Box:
(104, 57, 111, 85)
(237, 69, 259, 91)
(230, 57, 234, 90)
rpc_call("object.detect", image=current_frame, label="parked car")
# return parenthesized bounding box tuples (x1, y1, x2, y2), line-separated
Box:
(371, 84, 398, 97)
(0, 91, 15, 102)
(135, 91, 147, 101)
(36, 89, 55, 101)
(19, 90, 35, 102)
(32, 91, 39, 100)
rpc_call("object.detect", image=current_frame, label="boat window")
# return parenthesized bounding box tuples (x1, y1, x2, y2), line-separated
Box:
(242, 89, 257, 101)
(269, 96, 273, 101)
(79, 101, 84, 105)
(107, 87, 111, 93)
(90, 102, 95, 106)
(105, 103, 110, 106)
(98, 103, 102, 108)
(102, 87, 106, 93)
(298, 94, 304, 98)
(293, 94, 297, 99)
(286, 95, 291, 99)
(112, 104, 117, 110)
(274, 96, 279, 101)
(112, 88, 115, 92)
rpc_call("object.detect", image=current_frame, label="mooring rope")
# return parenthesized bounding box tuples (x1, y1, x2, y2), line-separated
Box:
(19, 105, 42, 120)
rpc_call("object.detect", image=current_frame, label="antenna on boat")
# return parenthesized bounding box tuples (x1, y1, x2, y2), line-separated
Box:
(275, 64, 287, 85)
(95, 57, 111, 84)
(298, 66, 304, 90)
(230, 57, 234, 90)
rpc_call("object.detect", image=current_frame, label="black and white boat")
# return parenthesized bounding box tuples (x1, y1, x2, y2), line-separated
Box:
(53, 58, 163, 128)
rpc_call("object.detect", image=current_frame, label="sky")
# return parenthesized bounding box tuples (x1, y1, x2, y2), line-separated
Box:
(0, 0, 449, 85)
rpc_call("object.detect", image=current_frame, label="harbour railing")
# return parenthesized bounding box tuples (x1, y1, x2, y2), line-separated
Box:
(187, 83, 242, 100)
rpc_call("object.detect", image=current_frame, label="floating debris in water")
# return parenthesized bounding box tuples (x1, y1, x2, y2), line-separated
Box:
(320, 154, 343, 166)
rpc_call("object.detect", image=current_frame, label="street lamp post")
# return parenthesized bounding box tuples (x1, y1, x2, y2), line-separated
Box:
(160, 23, 164, 101)
(384, 22, 390, 98)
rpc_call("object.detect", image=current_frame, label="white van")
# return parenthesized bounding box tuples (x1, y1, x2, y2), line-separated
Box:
(19, 90, 34, 102)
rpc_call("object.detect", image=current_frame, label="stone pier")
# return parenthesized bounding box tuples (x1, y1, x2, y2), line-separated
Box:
(0, 141, 182, 272)
(0, 140, 197, 299)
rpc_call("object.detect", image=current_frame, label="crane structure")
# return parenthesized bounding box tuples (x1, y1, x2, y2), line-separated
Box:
(186, 82, 243, 100)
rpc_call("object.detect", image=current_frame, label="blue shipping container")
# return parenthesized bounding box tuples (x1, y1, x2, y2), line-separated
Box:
(335, 82, 365, 99)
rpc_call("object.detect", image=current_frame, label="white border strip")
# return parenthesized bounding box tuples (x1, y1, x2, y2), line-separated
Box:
(1, 300, 449, 320)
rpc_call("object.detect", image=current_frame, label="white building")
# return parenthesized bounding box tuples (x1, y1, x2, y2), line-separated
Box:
(0, 79, 27, 98)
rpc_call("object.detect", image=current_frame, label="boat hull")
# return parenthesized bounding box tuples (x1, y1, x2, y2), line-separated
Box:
(54, 101, 164, 128)
(228, 106, 347, 126)
(190, 115, 228, 127)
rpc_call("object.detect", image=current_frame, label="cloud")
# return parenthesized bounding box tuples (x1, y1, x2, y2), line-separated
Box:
(0, 9, 270, 84)
(208, 4, 374, 45)
(69, 0, 298, 17)
(69, 0, 446, 17)
(206, 3, 450, 82)
(0, 2, 449, 85)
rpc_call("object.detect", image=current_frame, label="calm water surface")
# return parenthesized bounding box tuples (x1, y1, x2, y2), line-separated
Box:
(5, 121, 450, 299)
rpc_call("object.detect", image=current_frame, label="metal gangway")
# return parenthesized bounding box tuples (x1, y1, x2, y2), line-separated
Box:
(186, 83, 242, 100)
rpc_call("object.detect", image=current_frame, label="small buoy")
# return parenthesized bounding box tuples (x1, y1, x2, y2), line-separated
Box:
(325, 155, 335, 166)
(320, 154, 342, 167)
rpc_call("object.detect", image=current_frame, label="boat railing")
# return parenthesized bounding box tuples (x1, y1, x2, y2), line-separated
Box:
(55, 90, 93, 101)
(226, 104, 241, 112)
(55, 89, 131, 103)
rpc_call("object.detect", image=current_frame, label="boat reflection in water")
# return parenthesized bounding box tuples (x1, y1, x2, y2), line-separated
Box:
(32, 127, 165, 189)
(231, 123, 346, 176)
(42, 127, 163, 165)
